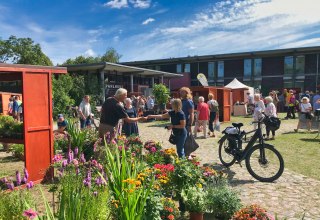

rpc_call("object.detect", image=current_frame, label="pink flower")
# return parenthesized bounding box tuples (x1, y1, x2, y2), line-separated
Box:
(72, 159, 79, 166)
(23, 208, 37, 219)
(53, 154, 63, 163)
(151, 147, 157, 153)
(131, 152, 136, 157)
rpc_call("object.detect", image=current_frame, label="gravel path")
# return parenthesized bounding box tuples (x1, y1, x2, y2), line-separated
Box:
(138, 119, 320, 220)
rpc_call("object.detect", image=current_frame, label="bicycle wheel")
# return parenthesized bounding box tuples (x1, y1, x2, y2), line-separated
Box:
(218, 136, 237, 167)
(245, 144, 284, 182)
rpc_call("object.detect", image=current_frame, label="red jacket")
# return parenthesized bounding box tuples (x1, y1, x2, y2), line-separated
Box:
(197, 102, 209, 120)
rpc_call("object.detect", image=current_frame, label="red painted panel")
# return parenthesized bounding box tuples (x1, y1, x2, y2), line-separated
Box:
(23, 73, 50, 127)
(25, 130, 51, 180)
(23, 71, 53, 181)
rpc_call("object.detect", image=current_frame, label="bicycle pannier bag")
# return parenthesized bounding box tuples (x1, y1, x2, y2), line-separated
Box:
(264, 116, 281, 131)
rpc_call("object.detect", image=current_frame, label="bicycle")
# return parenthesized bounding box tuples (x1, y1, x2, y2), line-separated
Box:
(218, 118, 284, 182)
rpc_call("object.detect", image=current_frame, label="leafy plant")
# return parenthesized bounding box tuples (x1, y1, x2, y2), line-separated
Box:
(103, 145, 154, 220)
(9, 144, 24, 161)
(152, 84, 170, 110)
(206, 186, 242, 220)
(159, 197, 180, 220)
(181, 186, 207, 213)
(0, 189, 34, 220)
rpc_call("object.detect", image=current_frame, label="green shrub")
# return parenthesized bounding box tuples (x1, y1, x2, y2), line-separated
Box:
(0, 189, 34, 220)
(9, 144, 24, 161)
(206, 186, 242, 219)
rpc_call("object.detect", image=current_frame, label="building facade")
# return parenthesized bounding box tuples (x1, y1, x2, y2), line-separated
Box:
(123, 46, 320, 95)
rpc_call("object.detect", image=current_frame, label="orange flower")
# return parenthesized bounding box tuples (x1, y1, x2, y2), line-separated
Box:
(167, 214, 174, 220)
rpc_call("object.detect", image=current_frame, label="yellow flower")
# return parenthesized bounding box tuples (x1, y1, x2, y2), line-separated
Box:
(196, 183, 202, 188)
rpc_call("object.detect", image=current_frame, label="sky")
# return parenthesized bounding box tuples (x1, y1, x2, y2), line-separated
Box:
(1, 0, 320, 65)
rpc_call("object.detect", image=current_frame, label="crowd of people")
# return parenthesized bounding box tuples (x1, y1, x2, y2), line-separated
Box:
(7, 96, 23, 122)
(247, 89, 320, 136)
(53, 86, 320, 158)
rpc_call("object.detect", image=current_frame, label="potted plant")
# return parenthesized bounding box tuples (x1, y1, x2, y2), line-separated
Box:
(152, 84, 170, 113)
(181, 186, 207, 220)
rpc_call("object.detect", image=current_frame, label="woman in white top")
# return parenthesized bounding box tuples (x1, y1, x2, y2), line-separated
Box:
(253, 94, 265, 128)
(264, 96, 277, 140)
(295, 97, 312, 132)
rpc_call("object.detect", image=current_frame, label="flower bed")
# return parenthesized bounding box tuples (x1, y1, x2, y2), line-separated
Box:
(0, 133, 276, 220)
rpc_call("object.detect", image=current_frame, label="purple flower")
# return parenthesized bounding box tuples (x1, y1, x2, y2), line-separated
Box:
(95, 177, 103, 186)
(0, 177, 7, 184)
(6, 182, 14, 190)
(26, 181, 34, 189)
(74, 147, 79, 157)
(23, 208, 38, 219)
(62, 160, 68, 167)
(22, 177, 27, 184)
(83, 178, 91, 187)
(93, 191, 98, 197)
(67, 150, 74, 163)
(80, 153, 86, 163)
(16, 171, 21, 186)
(76, 167, 80, 175)
(24, 168, 29, 180)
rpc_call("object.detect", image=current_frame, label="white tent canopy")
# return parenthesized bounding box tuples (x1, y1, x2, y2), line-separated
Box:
(225, 78, 250, 89)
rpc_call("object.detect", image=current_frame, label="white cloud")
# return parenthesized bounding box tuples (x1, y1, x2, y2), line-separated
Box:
(119, 0, 320, 61)
(129, 0, 151, 9)
(103, 0, 151, 9)
(113, 36, 120, 42)
(103, 0, 128, 9)
(84, 49, 96, 57)
(142, 18, 155, 25)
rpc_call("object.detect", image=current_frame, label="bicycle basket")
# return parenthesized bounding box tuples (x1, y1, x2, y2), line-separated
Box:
(264, 116, 281, 131)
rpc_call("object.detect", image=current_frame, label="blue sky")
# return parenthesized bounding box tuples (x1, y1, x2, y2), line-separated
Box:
(1, 0, 320, 64)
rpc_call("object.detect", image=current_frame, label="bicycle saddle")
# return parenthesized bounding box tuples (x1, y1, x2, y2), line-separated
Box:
(232, 123, 243, 128)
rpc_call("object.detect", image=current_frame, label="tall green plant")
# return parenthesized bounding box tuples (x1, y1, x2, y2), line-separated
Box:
(152, 84, 170, 108)
(66, 119, 87, 153)
(103, 145, 154, 220)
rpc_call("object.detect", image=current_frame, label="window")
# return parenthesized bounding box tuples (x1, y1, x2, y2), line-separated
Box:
(244, 59, 252, 77)
(217, 61, 224, 78)
(184, 63, 190, 73)
(284, 56, 294, 75)
(295, 56, 305, 75)
(155, 65, 161, 71)
(208, 62, 215, 80)
(284, 80, 293, 88)
(176, 64, 182, 73)
(254, 58, 262, 76)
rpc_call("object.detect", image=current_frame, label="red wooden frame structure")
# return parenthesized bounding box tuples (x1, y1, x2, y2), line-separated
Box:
(0, 64, 67, 181)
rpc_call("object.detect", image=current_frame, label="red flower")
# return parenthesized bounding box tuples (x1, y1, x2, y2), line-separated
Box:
(167, 214, 174, 220)
(23, 209, 37, 219)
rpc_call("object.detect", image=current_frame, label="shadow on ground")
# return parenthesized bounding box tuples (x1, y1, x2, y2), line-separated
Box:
(203, 162, 255, 186)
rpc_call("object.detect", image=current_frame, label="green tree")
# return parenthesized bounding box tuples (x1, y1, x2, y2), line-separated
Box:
(62, 47, 121, 65)
(52, 74, 75, 117)
(0, 35, 53, 65)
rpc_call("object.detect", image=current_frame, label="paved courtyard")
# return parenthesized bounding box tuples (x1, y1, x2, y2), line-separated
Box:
(138, 119, 320, 220)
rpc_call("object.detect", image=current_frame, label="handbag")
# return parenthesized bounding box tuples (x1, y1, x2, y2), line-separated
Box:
(168, 131, 176, 145)
(184, 133, 199, 156)
(213, 119, 221, 132)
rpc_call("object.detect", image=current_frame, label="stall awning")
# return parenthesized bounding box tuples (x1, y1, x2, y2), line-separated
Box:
(64, 62, 182, 79)
(225, 78, 250, 89)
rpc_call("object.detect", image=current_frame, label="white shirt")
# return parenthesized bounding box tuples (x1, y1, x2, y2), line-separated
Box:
(79, 101, 92, 118)
(300, 103, 312, 113)
(265, 103, 277, 117)
(253, 100, 265, 119)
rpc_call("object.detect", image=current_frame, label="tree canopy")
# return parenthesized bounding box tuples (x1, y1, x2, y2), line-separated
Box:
(62, 47, 121, 65)
(0, 35, 53, 66)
